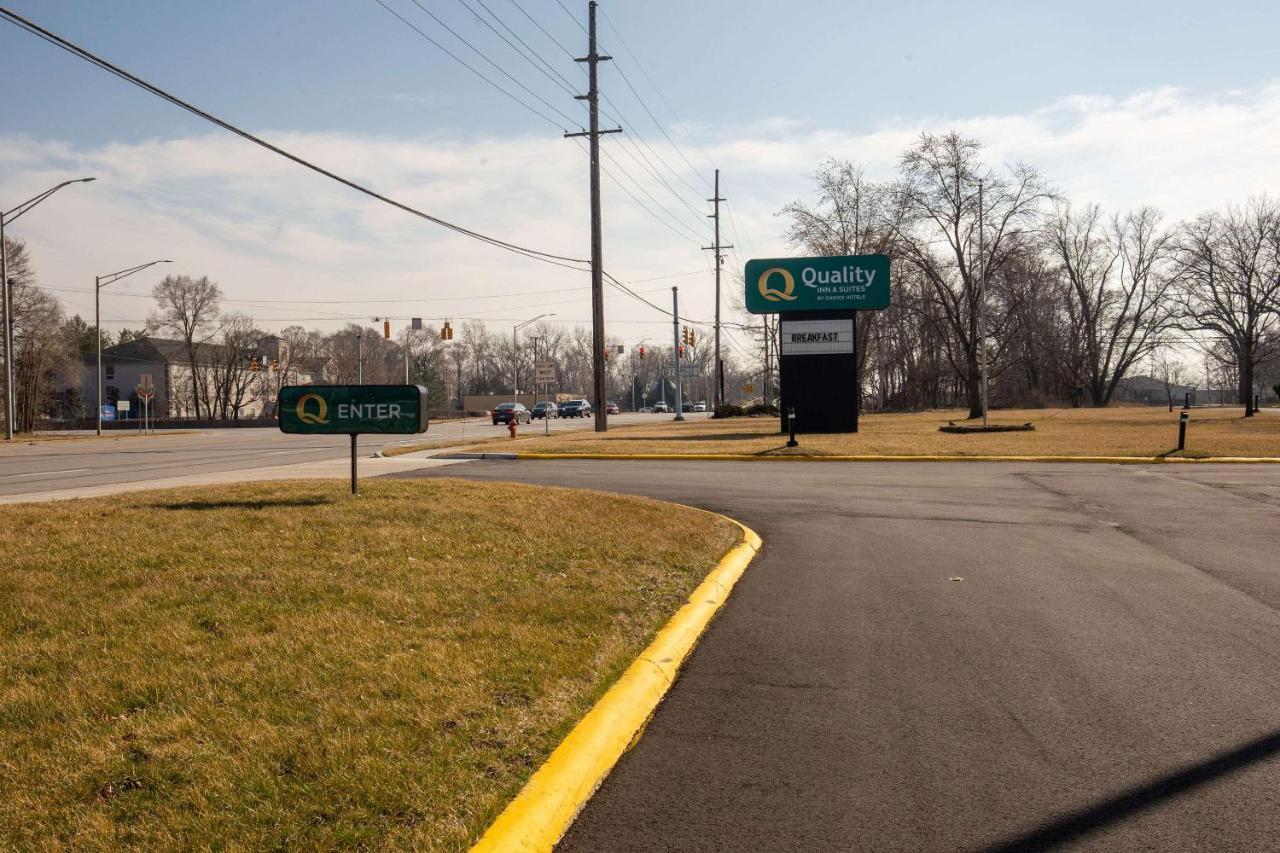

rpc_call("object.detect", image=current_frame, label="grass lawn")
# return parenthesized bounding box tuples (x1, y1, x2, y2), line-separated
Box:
(464, 407, 1280, 459)
(0, 479, 738, 850)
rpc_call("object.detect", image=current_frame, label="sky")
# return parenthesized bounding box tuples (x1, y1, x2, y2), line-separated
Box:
(3, 0, 1280, 361)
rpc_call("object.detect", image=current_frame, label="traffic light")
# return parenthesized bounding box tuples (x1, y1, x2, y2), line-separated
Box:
(603, 347, 611, 360)
(681, 326, 688, 346)
(440, 321, 454, 341)
(383, 319, 391, 340)
(688, 329, 696, 348)
(250, 356, 260, 372)
(271, 358, 279, 373)
(678, 345, 686, 358)
(638, 346, 646, 360)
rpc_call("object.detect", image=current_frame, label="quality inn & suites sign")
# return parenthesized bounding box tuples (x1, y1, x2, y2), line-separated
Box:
(745, 254, 890, 314)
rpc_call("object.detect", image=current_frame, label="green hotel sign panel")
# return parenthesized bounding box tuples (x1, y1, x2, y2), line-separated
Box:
(278, 385, 429, 435)
(745, 254, 890, 314)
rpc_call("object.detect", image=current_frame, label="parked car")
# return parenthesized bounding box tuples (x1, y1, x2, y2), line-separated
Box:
(492, 402, 532, 425)
(693, 402, 707, 412)
(681, 401, 695, 413)
(651, 401, 670, 414)
(605, 401, 620, 415)
(530, 401, 559, 420)
(559, 399, 592, 418)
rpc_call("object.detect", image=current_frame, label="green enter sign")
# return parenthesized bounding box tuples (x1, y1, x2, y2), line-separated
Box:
(278, 385, 429, 435)
(745, 254, 890, 314)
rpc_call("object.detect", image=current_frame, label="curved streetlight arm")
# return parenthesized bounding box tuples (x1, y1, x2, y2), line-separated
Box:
(3, 177, 96, 224)
(514, 312, 554, 333)
(98, 259, 173, 289)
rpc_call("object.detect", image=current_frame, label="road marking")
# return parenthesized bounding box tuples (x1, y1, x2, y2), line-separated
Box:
(1, 468, 92, 479)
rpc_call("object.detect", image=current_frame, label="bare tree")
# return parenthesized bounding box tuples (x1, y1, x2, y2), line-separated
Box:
(1152, 349, 1190, 411)
(1043, 204, 1174, 405)
(886, 132, 1054, 418)
(149, 275, 222, 418)
(1170, 197, 1280, 416)
(3, 238, 79, 431)
(207, 313, 262, 419)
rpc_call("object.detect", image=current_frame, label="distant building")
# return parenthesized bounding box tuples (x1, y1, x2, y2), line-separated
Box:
(74, 335, 321, 420)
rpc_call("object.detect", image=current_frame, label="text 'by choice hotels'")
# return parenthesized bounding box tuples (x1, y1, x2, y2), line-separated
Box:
(744, 254, 890, 314)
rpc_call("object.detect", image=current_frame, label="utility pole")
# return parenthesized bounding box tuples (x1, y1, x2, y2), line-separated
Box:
(356, 331, 363, 384)
(672, 286, 685, 421)
(702, 169, 732, 409)
(977, 179, 989, 428)
(566, 0, 621, 433)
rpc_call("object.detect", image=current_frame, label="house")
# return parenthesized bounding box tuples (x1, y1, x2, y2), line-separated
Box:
(77, 336, 320, 420)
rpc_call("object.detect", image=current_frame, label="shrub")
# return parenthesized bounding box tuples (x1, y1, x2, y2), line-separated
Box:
(713, 404, 745, 419)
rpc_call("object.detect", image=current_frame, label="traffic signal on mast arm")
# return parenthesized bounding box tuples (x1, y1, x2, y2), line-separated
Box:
(688, 328, 696, 347)
(638, 345, 646, 359)
(250, 356, 260, 372)
(383, 319, 391, 339)
(440, 321, 454, 341)
(271, 358, 279, 373)
(678, 345, 686, 358)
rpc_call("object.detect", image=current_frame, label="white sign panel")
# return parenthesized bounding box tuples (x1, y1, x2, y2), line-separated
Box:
(779, 319, 854, 355)
(116, 400, 132, 412)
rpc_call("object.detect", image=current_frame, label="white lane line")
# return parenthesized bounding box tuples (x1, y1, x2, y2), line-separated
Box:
(1, 468, 92, 479)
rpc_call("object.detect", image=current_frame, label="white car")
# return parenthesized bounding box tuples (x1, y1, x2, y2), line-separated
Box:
(693, 402, 707, 412)
(651, 402, 671, 413)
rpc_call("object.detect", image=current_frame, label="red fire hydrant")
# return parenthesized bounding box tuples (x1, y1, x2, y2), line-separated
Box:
(508, 417, 518, 439)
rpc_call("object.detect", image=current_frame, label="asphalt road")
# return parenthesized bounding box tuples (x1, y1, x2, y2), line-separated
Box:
(0, 413, 656, 497)
(399, 460, 1280, 852)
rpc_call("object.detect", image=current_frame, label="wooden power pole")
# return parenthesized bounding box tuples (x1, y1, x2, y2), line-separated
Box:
(566, 1, 621, 432)
(702, 169, 732, 408)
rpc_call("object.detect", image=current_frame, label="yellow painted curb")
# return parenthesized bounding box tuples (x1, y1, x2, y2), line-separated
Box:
(513, 452, 1280, 464)
(470, 514, 762, 853)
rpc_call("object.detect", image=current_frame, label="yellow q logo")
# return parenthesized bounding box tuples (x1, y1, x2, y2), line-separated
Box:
(758, 267, 797, 302)
(296, 393, 329, 424)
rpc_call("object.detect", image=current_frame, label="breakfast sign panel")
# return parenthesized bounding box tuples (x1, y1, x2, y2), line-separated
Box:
(745, 254, 890, 314)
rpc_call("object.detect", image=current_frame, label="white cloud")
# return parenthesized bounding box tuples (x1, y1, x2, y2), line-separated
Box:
(3, 79, 1279, 343)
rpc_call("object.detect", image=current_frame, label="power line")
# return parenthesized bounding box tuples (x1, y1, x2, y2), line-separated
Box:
(388, 0, 583, 129)
(0, 5, 590, 271)
(506, 0, 577, 61)
(457, 0, 580, 98)
(598, 8, 712, 192)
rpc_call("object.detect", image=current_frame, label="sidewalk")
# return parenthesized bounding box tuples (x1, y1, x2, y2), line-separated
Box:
(0, 451, 467, 504)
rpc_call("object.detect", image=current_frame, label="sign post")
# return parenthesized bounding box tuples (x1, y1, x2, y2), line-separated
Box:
(279, 385, 430, 495)
(746, 254, 890, 434)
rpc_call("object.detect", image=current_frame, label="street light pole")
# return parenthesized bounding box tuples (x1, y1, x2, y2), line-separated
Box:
(2, 177, 95, 439)
(513, 314, 554, 407)
(95, 259, 172, 435)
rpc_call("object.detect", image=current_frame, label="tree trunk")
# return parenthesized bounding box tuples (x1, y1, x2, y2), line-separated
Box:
(1241, 356, 1255, 417)
(966, 350, 983, 419)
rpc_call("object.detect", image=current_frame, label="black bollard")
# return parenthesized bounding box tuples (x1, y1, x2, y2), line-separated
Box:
(787, 408, 798, 448)
(1177, 411, 1188, 451)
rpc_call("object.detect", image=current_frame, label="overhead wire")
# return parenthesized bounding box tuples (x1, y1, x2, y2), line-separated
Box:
(0, 6, 596, 272)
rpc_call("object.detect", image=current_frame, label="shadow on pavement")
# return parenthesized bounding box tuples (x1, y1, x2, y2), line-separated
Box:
(982, 728, 1280, 852)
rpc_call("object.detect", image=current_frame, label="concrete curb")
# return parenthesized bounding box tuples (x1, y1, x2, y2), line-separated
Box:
(470, 514, 762, 853)
(509, 452, 1280, 464)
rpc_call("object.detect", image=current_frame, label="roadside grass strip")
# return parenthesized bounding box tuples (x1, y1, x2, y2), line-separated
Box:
(472, 513, 761, 852)
(458, 407, 1280, 460)
(0, 479, 738, 850)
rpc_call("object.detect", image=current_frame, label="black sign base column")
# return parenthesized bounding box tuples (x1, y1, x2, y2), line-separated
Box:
(778, 310, 859, 434)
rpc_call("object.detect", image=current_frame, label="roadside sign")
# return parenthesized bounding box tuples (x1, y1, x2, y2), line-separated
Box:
(279, 385, 430, 435)
(745, 254, 890, 314)
(100, 404, 116, 422)
(117, 400, 132, 413)
(136, 385, 154, 401)
(744, 384, 755, 394)
(779, 318, 855, 355)
(535, 362, 557, 384)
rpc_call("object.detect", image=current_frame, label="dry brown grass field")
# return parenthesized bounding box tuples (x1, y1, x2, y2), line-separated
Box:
(466, 407, 1280, 459)
(0, 479, 737, 849)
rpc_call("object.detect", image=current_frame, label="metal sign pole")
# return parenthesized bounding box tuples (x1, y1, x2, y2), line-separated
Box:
(350, 433, 358, 495)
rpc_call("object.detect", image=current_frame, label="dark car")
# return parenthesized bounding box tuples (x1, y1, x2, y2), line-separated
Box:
(492, 402, 532, 425)
(531, 401, 559, 420)
(605, 401, 620, 415)
(559, 399, 592, 418)
(681, 401, 695, 413)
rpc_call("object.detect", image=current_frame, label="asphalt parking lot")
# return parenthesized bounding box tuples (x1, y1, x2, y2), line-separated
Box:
(403, 459, 1280, 852)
